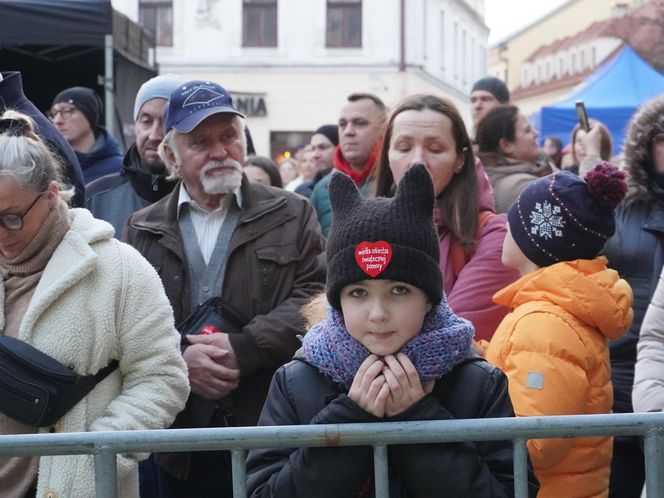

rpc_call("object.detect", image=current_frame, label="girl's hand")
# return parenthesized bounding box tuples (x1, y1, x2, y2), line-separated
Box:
(382, 353, 429, 417)
(348, 354, 390, 417)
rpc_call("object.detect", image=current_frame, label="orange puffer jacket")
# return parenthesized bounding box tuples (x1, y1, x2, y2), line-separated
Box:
(486, 257, 633, 498)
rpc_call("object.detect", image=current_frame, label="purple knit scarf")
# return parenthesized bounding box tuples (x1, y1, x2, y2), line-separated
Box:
(302, 301, 474, 388)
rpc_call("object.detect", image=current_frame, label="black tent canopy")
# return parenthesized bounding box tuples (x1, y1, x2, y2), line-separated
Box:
(0, 0, 157, 147)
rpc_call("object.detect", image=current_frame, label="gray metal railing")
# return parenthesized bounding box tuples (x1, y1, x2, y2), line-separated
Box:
(1, 412, 663, 498)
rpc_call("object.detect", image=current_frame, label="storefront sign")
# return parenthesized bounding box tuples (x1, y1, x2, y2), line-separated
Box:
(231, 92, 267, 117)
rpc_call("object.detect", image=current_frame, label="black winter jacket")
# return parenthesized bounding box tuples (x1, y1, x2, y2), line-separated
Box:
(596, 93, 664, 415)
(603, 200, 664, 414)
(246, 353, 539, 498)
(86, 144, 176, 237)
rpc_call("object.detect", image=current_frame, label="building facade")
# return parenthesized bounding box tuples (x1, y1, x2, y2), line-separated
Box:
(111, 0, 489, 158)
(488, 0, 650, 114)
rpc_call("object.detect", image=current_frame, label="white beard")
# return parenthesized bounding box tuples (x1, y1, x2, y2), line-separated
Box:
(199, 159, 243, 195)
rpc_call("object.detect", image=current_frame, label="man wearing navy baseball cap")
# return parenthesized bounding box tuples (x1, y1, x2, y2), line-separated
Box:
(124, 80, 326, 497)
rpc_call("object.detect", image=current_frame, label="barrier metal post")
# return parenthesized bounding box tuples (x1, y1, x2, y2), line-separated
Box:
(94, 449, 118, 498)
(373, 444, 389, 497)
(644, 428, 664, 498)
(232, 449, 248, 498)
(513, 438, 529, 498)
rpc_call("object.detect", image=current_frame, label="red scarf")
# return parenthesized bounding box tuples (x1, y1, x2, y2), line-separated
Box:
(332, 143, 382, 186)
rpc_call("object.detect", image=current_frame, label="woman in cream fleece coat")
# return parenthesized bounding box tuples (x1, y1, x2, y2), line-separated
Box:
(0, 111, 189, 497)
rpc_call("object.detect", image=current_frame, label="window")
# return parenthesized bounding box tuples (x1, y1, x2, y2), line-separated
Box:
(271, 131, 312, 163)
(139, 0, 173, 47)
(326, 0, 362, 48)
(243, 0, 278, 47)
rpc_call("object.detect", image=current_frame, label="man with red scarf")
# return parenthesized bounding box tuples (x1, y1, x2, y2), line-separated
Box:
(310, 93, 386, 236)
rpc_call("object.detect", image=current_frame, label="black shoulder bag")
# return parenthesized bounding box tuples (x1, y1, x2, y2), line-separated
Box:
(0, 335, 118, 427)
(177, 296, 246, 345)
(176, 297, 247, 428)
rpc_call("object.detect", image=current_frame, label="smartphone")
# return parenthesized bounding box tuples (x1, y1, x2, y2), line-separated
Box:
(575, 100, 590, 132)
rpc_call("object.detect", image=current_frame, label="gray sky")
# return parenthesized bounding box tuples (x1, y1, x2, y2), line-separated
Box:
(485, 0, 569, 44)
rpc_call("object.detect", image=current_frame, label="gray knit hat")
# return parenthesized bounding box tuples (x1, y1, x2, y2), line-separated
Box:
(133, 74, 187, 121)
(326, 164, 442, 309)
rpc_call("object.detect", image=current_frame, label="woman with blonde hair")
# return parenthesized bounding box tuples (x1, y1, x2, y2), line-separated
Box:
(0, 111, 189, 497)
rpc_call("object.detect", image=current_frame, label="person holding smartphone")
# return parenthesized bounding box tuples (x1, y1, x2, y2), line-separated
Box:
(582, 93, 664, 498)
(568, 122, 613, 176)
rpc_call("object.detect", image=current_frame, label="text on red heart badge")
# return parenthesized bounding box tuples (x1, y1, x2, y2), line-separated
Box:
(355, 241, 393, 277)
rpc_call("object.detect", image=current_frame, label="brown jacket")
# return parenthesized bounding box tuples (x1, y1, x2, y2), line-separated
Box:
(478, 152, 553, 213)
(124, 178, 326, 476)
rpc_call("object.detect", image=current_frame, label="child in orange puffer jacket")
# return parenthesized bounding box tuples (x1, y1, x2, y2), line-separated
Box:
(486, 164, 634, 498)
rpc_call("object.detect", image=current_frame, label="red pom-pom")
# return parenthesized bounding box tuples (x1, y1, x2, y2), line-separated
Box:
(583, 162, 627, 210)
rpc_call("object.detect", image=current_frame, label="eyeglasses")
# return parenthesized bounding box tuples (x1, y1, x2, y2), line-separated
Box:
(0, 193, 45, 231)
(47, 107, 77, 121)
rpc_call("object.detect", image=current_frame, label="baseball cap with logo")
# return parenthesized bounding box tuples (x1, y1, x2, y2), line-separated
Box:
(163, 80, 245, 133)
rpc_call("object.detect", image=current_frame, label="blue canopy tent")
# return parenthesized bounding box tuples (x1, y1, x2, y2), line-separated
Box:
(532, 45, 664, 155)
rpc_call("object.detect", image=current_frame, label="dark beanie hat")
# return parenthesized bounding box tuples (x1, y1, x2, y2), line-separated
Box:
(471, 76, 510, 103)
(314, 124, 339, 147)
(507, 163, 627, 267)
(52, 87, 102, 128)
(326, 163, 442, 309)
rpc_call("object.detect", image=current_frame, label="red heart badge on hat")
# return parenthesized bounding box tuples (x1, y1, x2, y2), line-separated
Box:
(355, 241, 393, 278)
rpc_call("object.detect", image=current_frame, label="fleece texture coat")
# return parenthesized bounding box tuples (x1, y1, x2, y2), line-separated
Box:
(0, 209, 189, 498)
(633, 265, 664, 413)
(486, 258, 633, 498)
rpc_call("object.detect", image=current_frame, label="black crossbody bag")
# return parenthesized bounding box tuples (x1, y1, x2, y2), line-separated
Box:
(177, 296, 246, 345)
(0, 335, 118, 427)
(176, 297, 247, 428)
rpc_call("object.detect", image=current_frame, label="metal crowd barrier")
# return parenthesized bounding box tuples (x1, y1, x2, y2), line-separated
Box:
(0, 412, 662, 498)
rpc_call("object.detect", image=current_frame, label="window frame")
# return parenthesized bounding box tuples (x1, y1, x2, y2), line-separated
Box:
(242, 0, 278, 48)
(138, 0, 173, 47)
(326, 0, 362, 48)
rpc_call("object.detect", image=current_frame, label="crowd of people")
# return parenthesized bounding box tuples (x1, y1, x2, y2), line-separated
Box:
(0, 67, 663, 498)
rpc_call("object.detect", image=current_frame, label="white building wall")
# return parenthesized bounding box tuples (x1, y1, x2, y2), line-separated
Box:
(112, 0, 488, 156)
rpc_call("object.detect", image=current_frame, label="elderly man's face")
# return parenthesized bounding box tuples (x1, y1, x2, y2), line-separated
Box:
(169, 113, 245, 205)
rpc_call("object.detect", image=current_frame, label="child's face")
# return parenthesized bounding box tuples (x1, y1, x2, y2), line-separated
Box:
(340, 279, 432, 356)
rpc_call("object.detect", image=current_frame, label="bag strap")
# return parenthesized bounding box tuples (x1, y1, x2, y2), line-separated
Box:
(50, 359, 120, 424)
(92, 359, 119, 384)
(450, 210, 495, 277)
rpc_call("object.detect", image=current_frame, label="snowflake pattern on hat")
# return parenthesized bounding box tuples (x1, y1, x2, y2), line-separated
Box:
(530, 201, 565, 239)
